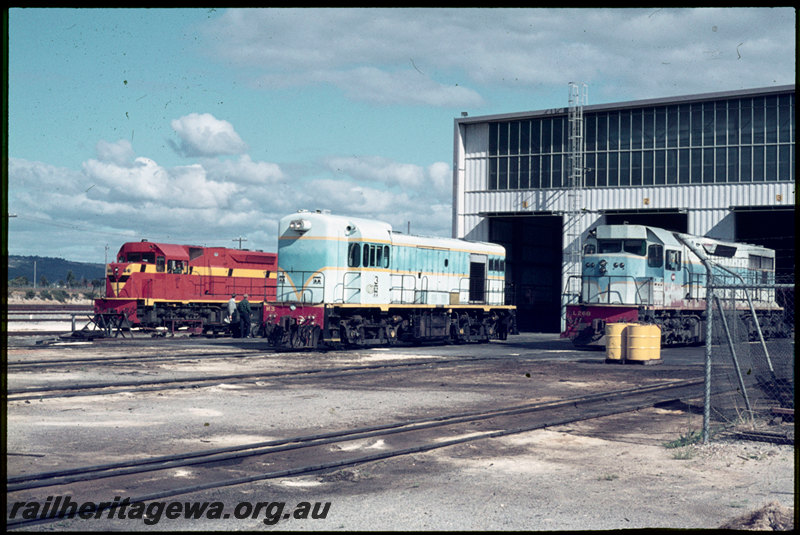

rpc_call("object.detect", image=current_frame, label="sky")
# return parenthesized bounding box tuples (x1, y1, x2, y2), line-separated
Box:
(5, 7, 796, 264)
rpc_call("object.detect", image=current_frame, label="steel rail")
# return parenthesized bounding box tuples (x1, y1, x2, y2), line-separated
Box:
(6, 377, 705, 530)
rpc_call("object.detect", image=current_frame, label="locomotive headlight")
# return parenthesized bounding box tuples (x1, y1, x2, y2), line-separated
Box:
(620, 262, 625, 268)
(289, 219, 311, 232)
(613, 262, 618, 268)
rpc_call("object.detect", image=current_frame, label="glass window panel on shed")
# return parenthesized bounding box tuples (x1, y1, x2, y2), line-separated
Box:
(553, 118, 564, 153)
(765, 96, 778, 144)
(631, 110, 642, 149)
(765, 145, 777, 181)
(595, 153, 606, 187)
(655, 107, 666, 148)
(619, 151, 630, 186)
(552, 154, 563, 188)
(584, 115, 596, 151)
(778, 95, 790, 143)
(608, 112, 619, 150)
(740, 99, 752, 144)
(715, 147, 727, 183)
(531, 155, 541, 189)
(520, 121, 531, 154)
(666, 149, 677, 184)
(509, 156, 519, 189)
(752, 97, 765, 144)
(667, 106, 678, 147)
(542, 119, 552, 153)
(643, 109, 654, 149)
(703, 102, 715, 145)
(531, 120, 541, 153)
(509, 121, 520, 155)
(542, 155, 551, 188)
(489, 123, 499, 155)
(607, 151, 618, 186)
(715, 101, 727, 146)
(727, 147, 739, 183)
(690, 105, 703, 147)
(620, 111, 630, 150)
(778, 145, 790, 181)
(727, 99, 739, 145)
(520, 155, 531, 189)
(703, 148, 714, 183)
(740, 146, 752, 182)
(596, 114, 607, 151)
(678, 149, 689, 184)
(488, 158, 498, 190)
(690, 148, 702, 183)
(630, 150, 642, 186)
(752, 146, 764, 181)
(678, 105, 690, 147)
(499, 122, 509, 155)
(654, 150, 666, 185)
(642, 150, 653, 185)
(499, 158, 508, 189)
(584, 153, 595, 187)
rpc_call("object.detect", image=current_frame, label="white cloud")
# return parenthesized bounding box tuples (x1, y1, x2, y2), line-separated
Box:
(207, 7, 795, 107)
(203, 154, 285, 185)
(169, 113, 248, 157)
(95, 139, 135, 167)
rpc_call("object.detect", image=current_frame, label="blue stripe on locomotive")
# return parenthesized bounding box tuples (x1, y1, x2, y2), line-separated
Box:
(279, 236, 504, 279)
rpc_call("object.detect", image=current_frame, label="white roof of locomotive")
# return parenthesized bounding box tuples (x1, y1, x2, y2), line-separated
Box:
(282, 210, 504, 255)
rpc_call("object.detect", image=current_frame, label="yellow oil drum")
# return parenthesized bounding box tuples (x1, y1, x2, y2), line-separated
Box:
(626, 323, 661, 362)
(605, 322, 630, 362)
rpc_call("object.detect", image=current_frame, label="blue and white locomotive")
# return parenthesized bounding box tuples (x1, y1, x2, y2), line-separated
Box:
(562, 224, 785, 347)
(261, 210, 516, 348)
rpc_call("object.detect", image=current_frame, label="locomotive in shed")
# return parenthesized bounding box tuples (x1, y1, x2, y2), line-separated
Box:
(94, 240, 277, 335)
(561, 224, 786, 348)
(261, 210, 517, 348)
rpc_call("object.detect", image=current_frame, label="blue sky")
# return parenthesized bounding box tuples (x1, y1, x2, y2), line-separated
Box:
(6, 7, 796, 263)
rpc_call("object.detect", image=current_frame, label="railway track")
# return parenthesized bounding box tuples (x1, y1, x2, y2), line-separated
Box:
(6, 378, 705, 530)
(6, 354, 525, 402)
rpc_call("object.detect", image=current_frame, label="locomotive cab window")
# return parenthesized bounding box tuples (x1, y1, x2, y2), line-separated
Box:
(665, 250, 681, 271)
(348, 243, 361, 268)
(598, 240, 622, 253)
(623, 240, 646, 256)
(383, 246, 390, 268)
(156, 256, 166, 273)
(583, 243, 596, 255)
(647, 244, 663, 268)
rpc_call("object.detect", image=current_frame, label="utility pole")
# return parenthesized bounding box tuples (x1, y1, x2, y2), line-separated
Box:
(233, 237, 247, 250)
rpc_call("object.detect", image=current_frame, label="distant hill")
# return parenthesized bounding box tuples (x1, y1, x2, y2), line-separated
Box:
(7, 255, 105, 286)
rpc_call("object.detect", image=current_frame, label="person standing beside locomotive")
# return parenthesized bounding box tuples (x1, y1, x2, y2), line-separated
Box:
(237, 294, 252, 338)
(226, 294, 237, 323)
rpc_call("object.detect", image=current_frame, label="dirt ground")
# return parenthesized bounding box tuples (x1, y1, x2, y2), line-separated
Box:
(5, 333, 795, 530)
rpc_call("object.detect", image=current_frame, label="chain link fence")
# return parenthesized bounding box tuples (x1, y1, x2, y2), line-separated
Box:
(706, 275, 794, 444)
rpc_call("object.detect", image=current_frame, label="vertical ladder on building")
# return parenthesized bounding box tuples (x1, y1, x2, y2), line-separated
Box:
(563, 82, 588, 318)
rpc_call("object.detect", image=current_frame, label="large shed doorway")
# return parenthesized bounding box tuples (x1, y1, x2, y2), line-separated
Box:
(489, 214, 562, 333)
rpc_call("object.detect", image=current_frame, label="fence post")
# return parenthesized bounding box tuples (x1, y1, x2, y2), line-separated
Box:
(704, 284, 713, 444)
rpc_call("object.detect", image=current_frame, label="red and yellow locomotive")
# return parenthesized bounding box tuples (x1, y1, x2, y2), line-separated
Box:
(94, 240, 277, 335)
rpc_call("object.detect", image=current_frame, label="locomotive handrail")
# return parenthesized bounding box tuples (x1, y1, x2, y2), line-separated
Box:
(575, 274, 655, 305)
(389, 274, 417, 304)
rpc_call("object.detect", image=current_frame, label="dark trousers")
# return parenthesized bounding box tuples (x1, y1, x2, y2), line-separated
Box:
(239, 316, 250, 338)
